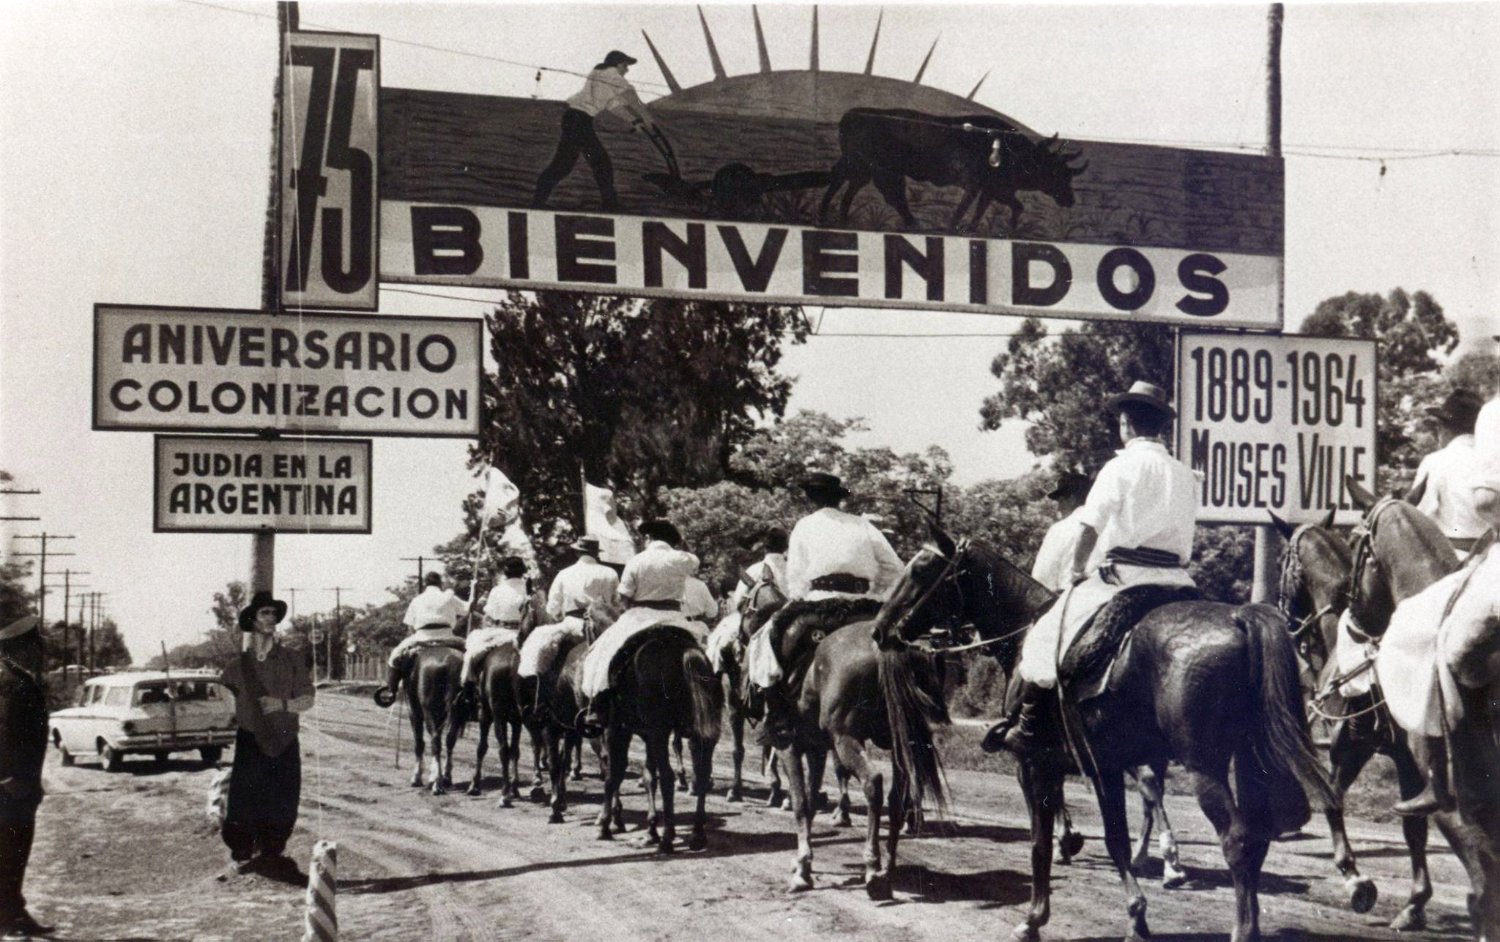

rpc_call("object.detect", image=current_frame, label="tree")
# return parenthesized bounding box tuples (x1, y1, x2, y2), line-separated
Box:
(1299, 289, 1464, 492)
(476, 291, 807, 548)
(0, 471, 36, 628)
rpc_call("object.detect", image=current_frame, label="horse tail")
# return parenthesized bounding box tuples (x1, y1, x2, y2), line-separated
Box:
(1237, 604, 1337, 835)
(683, 644, 723, 742)
(877, 645, 948, 817)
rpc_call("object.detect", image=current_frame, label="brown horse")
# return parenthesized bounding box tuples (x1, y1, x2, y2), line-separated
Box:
(595, 624, 722, 852)
(719, 574, 792, 807)
(1340, 478, 1500, 940)
(875, 529, 1336, 942)
(403, 646, 468, 795)
(467, 598, 549, 806)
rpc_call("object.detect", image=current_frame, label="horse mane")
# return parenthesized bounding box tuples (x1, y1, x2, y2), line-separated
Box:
(1352, 498, 1460, 625)
(959, 539, 1055, 667)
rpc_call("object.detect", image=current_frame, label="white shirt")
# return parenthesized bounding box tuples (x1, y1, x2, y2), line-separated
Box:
(1079, 438, 1198, 564)
(1031, 506, 1092, 593)
(729, 553, 788, 610)
(786, 507, 905, 601)
(403, 585, 468, 630)
(620, 541, 700, 604)
(1412, 435, 1489, 539)
(483, 577, 530, 624)
(1471, 398, 1500, 497)
(546, 555, 620, 619)
(566, 67, 649, 125)
(681, 576, 718, 622)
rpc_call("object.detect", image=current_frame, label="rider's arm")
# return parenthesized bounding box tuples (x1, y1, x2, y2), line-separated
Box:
(1071, 524, 1100, 583)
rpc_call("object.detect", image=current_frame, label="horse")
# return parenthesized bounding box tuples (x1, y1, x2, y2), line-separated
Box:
(1339, 478, 1500, 939)
(402, 645, 468, 795)
(874, 528, 1337, 942)
(466, 596, 547, 806)
(714, 573, 792, 807)
(593, 622, 722, 852)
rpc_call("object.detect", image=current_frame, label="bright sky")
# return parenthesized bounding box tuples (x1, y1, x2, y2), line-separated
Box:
(2, 1, 1497, 660)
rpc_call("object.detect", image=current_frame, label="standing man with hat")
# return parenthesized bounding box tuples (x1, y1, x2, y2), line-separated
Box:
(1030, 471, 1096, 593)
(784, 472, 903, 604)
(986, 381, 1198, 754)
(1406, 387, 1489, 553)
(532, 50, 655, 212)
(0, 615, 53, 939)
(219, 591, 314, 882)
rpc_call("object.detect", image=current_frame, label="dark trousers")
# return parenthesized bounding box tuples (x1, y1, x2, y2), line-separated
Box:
(0, 796, 39, 925)
(533, 109, 617, 209)
(221, 729, 301, 861)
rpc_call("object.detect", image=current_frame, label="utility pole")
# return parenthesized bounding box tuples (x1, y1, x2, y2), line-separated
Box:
(47, 570, 91, 670)
(12, 533, 76, 632)
(326, 587, 352, 680)
(400, 556, 435, 586)
(1251, 2, 1286, 604)
(0, 487, 40, 523)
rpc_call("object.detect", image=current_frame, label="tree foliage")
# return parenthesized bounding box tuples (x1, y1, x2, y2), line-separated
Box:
(475, 291, 807, 548)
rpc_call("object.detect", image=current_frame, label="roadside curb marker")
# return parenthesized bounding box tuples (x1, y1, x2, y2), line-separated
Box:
(303, 840, 337, 941)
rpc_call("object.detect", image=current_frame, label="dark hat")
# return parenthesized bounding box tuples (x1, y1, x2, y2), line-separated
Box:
(800, 471, 850, 499)
(639, 519, 683, 546)
(1047, 471, 1092, 501)
(238, 590, 288, 631)
(759, 526, 789, 553)
(597, 50, 637, 69)
(1107, 381, 1176, 419)
(500, 555, 527, 578)
(1426, 388, 1483, 430)
(0, 614, 39, 642)
(570, 536, 601, 556)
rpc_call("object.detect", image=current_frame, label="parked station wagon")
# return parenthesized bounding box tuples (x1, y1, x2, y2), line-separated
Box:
(50, 671, 237, 771)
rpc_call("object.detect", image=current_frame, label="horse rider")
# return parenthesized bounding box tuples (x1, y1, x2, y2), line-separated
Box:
(986, 381, 1198, 755)
(516, 536, 620, 709)
(578, 520, 704, 735)
(1405, 387, 1489, 554)
(1029, 471, 1096, 593)
(457, 556, 532, 707)
(378, 571, 469, 707)
(681, 559, 720, 625)
(0, 615, 53, 940)
(728, 527, 789, 612)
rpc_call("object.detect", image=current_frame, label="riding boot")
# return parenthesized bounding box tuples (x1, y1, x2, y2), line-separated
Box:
(982, 680, 1046, 755)
(1393, 734, 1457, 816)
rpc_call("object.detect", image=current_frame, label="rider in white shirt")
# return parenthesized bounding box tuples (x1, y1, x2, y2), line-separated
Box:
(1030, 472, 1095, 592)
(380, 572, 470, 705)
(459, 557, 532, 695)
(1406, 388, 1489, 552)
(784, 473, 904, 603)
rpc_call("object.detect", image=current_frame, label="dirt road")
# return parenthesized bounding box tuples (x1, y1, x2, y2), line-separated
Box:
(25, 689, 1478, 941)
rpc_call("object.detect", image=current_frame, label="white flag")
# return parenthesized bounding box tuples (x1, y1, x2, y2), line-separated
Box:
(585, 483, 636, 565)
(479, 466, 520, 526)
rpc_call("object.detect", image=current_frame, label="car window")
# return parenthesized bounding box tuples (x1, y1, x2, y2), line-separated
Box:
(136, 685, 172, 705)
(103, 686, 132, 707)
(87, 685, 105, 706)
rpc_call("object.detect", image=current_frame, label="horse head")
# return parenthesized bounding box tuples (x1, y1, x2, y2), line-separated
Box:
(738, 574, 786, 644)
(1270, 507, 1345, 676)
(1343, 475, 1460, 637)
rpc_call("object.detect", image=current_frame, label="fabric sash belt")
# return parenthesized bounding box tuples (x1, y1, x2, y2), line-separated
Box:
(1104, 547, 1182, 568)
(631, 600, 681, 611)
(809, 573, 871, 593)
(417, 623, 454, 631)
(565, 608, 589, 618)
(497, 619, 522, 629)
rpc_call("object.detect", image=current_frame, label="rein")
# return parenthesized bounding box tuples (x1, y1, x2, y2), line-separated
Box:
(885, 537, 970, 642)
(908, 618, 1032, 655)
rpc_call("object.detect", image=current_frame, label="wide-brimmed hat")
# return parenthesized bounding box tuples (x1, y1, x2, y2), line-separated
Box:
(800, 471, 850, 500)
(238, 590, 288, 631)
(1426, 388, 1483, 430)
(570, 536, 601, 556)
(1107, 381, 1176, 419)
(0, 614, 39, 642)
(597, 50, 637, 69)
(638, 519, 683, 547)
(1047, 471, 1092, 501)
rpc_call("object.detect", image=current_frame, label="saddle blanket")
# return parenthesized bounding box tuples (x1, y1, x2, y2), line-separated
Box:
(745, 596, 881, 690)
(1059, 583, 1203, 702)
(1019, 564, 1195, 688)
(518, 618, 586, 678)
(1329, 610, 1376, 699)
(1377, 545, 1500, 736)
(706, 612, 742, 675)
(459, 627, 519, 684)
(580, 607, 707, 698)
(387, 626, 464, 666)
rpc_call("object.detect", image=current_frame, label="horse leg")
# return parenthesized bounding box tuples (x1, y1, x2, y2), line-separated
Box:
(1325, 721, 1379, 914)
(652, 734, 678, 853)
(529, 720, 550, 802)
(1055, 801, 1083, 864)
(808, 746, 830, 815)
(1194, 768, 1264, 942)
(468, 706, 490, 797)
(408, 696, 425, 788)
(440, 710, 461, 794)
(885, 761, 907, 902)
(596, 724, 630, 841)
(1389, 738, 1433, 930)
(765, 747, 787, 809)
(428, 714, 447, 796)
(833, 736, 885, 894)
(1013, 759, 1059, 942)
(1094, 769, 1151, 942)
(495, 719, 517, 808)
(572, 732, 585, 781)
(1147, 766, 1187, 890)
(833, 761, 854, 828)
(726, 708, 745, 803)
(689, 735, 712, 851)
(1130, 767, 1153, 874)
(642, 741, 662, 845)
(779, 745, 815, 892)
(546, 729, 567, 823)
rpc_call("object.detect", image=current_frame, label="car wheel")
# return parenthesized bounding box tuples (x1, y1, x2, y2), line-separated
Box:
(200, 746, 223, 766)
(59, 745, 76, 767)
(100, 743, 123, 772)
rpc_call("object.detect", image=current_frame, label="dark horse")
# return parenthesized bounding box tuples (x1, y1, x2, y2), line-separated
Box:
(761, 591, 948, 899)
(719, 575, 790, 808)
(402, 646, 468, 795)
(1272, 505, 1488, 929)
(1336, 478, 1500, 940)
(597, 624, 722, 852)
(466, 599, 546, 807)
(528, 608, 620, 830)
(875, 529, 1336, 942)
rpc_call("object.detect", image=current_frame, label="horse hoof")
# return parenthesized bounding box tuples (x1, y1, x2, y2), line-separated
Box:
(409, 778, 423, 788)
(835, 812, 853, 828)
(1350, 877, 1378, 915)
(687, 832, 707, 852)
(865, 872, 893, 901)
(596, 829, 613, 841)
(1389, 905, 1424, 932)
(766, 789, 785, 808)
(529, 786, 548, 803)
(657, 838, 675, 855)
(570, 771, 582, 782)
(1011, 924, 1040, 942)
(1162, 863, 1187, 890)
(548, 811, 566, 824)
(497, 795, 514, 809)
(726, 789, 743, 804)
(781, 796, 793, 811)
(1059, 831, 1085, 859)
(466, 784, 481, 797)
(787, 874, 814, 894)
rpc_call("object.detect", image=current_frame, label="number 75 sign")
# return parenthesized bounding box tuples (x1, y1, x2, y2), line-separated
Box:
(1176, 332, 1378, 525)
(279, 32, 380, 311)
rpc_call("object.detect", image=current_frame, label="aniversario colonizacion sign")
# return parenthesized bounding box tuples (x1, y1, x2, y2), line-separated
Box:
(93, 304, 482, 438)
(1176, 332, 1378, 525)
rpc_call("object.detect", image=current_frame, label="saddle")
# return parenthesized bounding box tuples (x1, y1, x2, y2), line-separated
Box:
(1060, 584, 1203, 703)
(606, 624, 703, 691)
(755, 596, 883, 750)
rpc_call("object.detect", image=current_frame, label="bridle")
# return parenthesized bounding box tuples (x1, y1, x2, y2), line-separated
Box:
(883, 538, 970, 646)
(1344, 497, 1401, 639)
(1277, 524, 1346, 669)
